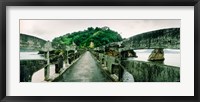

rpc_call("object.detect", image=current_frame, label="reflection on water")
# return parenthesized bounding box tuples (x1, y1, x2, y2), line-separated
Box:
(20, 52, 45, 60)
(127, 49, 180, 67)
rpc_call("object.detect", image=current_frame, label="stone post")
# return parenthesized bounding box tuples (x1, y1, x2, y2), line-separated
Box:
(45, 50, 50, 80)
(72, 51, 75, 63)
(44, 41, 52, 81)
(66, 47, 70, 66)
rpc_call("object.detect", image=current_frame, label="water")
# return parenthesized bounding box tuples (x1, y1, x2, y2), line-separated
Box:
(127, 49, 180, 67)
(20, 52, 45, 60)
(32, 65, 56, 82)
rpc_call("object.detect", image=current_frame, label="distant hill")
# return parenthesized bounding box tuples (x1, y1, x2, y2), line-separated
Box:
(20, 34, 47, 52)
(52, 27, 123, 49)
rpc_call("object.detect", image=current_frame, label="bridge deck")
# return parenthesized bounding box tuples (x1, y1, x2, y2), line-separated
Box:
(54, 51, 112, 82)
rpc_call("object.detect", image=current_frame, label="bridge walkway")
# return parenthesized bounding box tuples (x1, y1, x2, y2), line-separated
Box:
(54, 51, 112, 82)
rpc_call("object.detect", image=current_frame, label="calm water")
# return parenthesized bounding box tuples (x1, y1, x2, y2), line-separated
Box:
(20, 50, 180, 66)
(20, 52, 45, 60)
(127, 49, 180, 67)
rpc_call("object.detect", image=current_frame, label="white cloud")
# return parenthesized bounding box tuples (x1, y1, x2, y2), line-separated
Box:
(20, 19, 180, 41)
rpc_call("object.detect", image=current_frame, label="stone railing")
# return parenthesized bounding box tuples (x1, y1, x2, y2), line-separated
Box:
(20, 49, 85, 82)
(91, 51, 180, 82)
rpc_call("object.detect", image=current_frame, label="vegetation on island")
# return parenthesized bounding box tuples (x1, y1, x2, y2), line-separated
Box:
(51, 26, 123, 49)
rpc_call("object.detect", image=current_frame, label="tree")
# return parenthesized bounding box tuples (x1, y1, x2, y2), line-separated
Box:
(51, 27, 123, 48)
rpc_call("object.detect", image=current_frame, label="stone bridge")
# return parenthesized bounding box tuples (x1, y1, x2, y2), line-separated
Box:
(20, 28, 180, 82)
(121, 28, 180, 50)
(20, 34, 47, 51)
(92, 28, 180, 82)
(91, 51, 180, 82)
(20, 49, 84, 82)
(20, 40, 85, 82)
(94, 28, 180, 60)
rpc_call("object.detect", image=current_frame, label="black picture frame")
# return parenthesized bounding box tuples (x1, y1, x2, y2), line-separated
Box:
(0, 0, 199, 102)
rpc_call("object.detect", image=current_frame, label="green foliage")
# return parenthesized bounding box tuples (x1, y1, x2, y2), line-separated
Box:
(52, 27, 123, 48)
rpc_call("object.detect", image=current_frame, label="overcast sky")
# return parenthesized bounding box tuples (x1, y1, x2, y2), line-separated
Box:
(20, 19, 180, 41)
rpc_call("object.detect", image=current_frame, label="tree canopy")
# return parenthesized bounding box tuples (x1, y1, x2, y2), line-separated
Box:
(52, 27, 123, 49)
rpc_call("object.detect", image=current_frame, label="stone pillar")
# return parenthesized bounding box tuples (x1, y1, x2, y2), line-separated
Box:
(55, 56, 63, 73)
(104, 55, 107, 67)
(148, 48, 165, 61)
(111, 64, 123, 82)
(73, 51, 75, 62)
(102, 57, 104, 65)
(66, 50, 69, 65)
(55, 64, 59, 73)
(45, 51, 50, 80)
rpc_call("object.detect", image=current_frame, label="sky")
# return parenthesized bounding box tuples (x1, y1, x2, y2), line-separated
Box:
(20, 19, 180, 41)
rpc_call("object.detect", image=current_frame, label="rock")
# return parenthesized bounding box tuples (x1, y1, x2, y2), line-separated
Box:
(148, 48, 165, 61)
(106, 50, 119, 57)
(122, 70, 134, 82)
(127, 50, 137, 57)
(121, 50, 137, 59)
